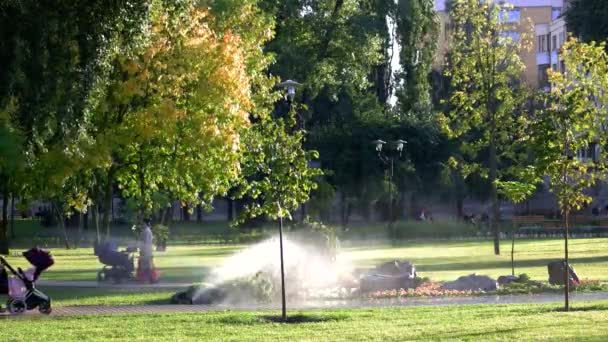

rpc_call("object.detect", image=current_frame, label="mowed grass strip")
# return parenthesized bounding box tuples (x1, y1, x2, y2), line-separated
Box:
(1, 301, 607, 341)
(6, 237, 605, 283)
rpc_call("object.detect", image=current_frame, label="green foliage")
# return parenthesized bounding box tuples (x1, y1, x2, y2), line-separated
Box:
(530, 38, 608, 215)
(566, 0, 608, 49)
(394, 0, 438, 115)
(236, 109, 322, 221)
(440, 0, 532, 182)
(386, 220, 479, 240)
(439, 0, 534, 252)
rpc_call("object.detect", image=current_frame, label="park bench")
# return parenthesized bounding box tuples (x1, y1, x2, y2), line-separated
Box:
(512, 215, 608, 237)
(512, 215, 551, 237)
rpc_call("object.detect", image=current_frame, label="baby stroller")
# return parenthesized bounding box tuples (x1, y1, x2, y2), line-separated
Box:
(0, 248, 54, 315)
(94, 241, 136, 283)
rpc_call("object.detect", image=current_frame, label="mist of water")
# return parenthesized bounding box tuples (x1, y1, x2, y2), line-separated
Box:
(196, 235, 357, 302)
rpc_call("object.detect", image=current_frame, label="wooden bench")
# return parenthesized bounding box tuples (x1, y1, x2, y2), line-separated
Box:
(512, 215, 608, 237)
(512, 215, 550, 237)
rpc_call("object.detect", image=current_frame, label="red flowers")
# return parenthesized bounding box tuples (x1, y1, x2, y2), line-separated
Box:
(367, 282, 480, 299)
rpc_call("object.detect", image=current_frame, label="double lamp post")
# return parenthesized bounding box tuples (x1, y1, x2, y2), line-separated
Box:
(373, 139, 406, 228)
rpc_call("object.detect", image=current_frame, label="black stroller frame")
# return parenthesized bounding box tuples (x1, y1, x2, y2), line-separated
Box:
(0, 256, 52, 315)
(95, 242, 137, 283)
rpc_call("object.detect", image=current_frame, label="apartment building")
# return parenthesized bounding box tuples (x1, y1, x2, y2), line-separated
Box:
(434, 0, 569, 89)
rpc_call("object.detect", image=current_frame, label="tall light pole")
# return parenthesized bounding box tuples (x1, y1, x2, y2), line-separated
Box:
(373, 139, 406, 229)
(276, 79, 301, 320)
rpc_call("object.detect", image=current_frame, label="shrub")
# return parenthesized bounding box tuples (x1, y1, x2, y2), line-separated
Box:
(387, 220, 479, 240)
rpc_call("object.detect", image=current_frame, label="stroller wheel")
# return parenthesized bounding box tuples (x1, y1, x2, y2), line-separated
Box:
(38, 301, 52, 315)
(7, 298, 26, 315)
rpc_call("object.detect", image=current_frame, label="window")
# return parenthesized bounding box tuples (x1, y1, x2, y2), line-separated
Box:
(538, 36, 546, 53)
(552, 7, 562, 20)
(560, 60, 566, 73)
(559, 32, 566, 46)
(538, 35, 550, 53)
(552, 35, 557, 51)
(501, 31, 520, 42)
(552, 63, 557, 71)
(577, 143, 598, 162)
(538, 64, 550, 87)
(500, 9, 521, 23)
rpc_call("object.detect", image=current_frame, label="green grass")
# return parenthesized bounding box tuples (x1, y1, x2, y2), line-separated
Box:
(1, 301, 608, 341)
(45, 288, 175, 306)
(4, 237, 607, 284)
(342, 238, 608, 281)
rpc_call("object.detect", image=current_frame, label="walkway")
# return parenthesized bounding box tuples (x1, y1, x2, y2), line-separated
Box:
(3, 291, 608, 317)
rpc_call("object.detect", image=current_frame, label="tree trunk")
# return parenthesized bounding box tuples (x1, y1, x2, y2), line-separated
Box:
(53, 202, 70, 249)
(83, 211, 89, 231)
(197, 204, 203, 222)
(564, 210, 570, 311)
(511, 228, 516, 276)
(76, 212, 83, 248)
(102, 170, 114, 238)
(227, 199, 234, 222)
(0, 179, 9, 255)
(340, 191, 347, 227)
(182, 205, 190, 222)
(489, 139, 500, 255)
(9, 194, 15, 239)
(92, 204, 101, 244)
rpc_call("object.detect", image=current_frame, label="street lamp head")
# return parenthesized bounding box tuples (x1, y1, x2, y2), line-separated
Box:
(372, 139, 386, 152)
(394, 139, 407, 154)
(278, 79, 301, 102)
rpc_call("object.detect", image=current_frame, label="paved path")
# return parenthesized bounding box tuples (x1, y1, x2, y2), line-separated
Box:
(2, 291, 608, 317)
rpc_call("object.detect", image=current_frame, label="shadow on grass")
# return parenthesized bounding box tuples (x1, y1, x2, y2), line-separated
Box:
(548, 305, 608, 313)
(261, 313, 348, 324)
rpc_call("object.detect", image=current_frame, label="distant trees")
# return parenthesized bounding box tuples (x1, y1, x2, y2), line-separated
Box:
(566, 0, 608, 48)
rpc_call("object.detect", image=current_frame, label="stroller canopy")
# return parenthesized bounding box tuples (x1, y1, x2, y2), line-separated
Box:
(23, 248, 54, 281)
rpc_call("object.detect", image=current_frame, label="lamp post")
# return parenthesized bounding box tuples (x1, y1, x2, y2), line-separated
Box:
(373, 139, 406, 229)
(275, 79, 301, 321)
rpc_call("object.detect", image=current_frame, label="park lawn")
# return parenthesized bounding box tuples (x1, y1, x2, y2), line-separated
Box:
(343, 238, 608, 281)
(4, 237, 606, 284)
(1, 301, 608, 341)
(44, 287, 175, 306)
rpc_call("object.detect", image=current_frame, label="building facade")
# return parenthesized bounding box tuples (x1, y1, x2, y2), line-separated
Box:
(434, 0, 569, 89)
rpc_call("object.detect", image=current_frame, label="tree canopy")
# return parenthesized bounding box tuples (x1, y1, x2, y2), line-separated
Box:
(566, 0, 608, 48)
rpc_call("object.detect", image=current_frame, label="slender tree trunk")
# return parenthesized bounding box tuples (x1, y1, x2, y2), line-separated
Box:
(511, 228, 516, 276)
(10, 194, 15, 238)
(278, 213, 287, 321)
(0, 179, 9, 255)
(102, 169, 114, 238)
(227, 199, 234, 222)
(76, 212, 83, 248)
(197, 204, 202, 222)
(489, 138, 500, 255)
(164, 206, 173, 226)
(92, 204, 101, 243)
(83, 211, 89, 231)
(138, 163, 146, 222)
(340, 191, 347, 227)
(53, 202, 70, 249)
(564, 210, 570, 311)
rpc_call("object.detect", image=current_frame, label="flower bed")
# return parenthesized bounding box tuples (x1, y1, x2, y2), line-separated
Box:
(367, 282, 481, 299)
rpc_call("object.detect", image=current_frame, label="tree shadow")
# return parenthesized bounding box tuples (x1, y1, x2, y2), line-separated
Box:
(260, 313, 348, 324)
(547, 305, 608, 313)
